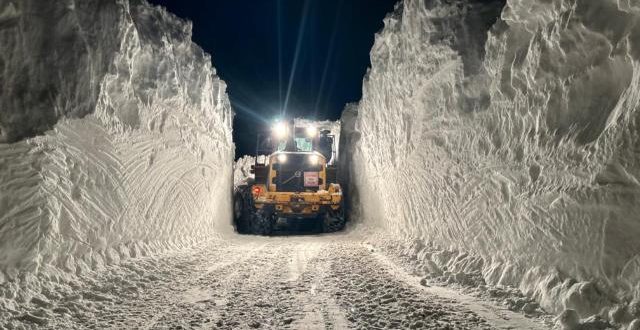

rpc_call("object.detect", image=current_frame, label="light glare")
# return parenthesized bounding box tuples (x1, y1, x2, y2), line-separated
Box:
(272, 122, 288, 139)
(306, 126, 318, 137)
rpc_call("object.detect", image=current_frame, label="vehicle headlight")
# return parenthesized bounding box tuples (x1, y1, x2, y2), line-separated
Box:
(277, 153, 288, 163)
(309, 154, 319, 165)
(306, 126, 318, 137)
(272, 122, 288, 139)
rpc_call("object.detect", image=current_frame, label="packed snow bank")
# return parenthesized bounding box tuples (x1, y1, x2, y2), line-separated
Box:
(346, 0, 640, 320)
(0, 0, 233, 280)
(234, 155, 256, 188)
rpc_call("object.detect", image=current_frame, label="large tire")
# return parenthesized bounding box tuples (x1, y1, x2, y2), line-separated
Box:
(233, 190, 250, 234)
(322, 207, 346, 233)
(250, 210, 274, 236)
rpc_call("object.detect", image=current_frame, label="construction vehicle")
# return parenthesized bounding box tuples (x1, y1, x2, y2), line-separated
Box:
(234, 120, 345, 235)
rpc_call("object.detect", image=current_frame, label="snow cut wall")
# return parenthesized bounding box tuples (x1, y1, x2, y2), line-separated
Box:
(346, 0, 640, 316)
(0, 0, 233, 280)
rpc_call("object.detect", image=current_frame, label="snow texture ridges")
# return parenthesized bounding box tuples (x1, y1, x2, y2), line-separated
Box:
(0, 0, 233, 280)
(345, 0, 640, 318)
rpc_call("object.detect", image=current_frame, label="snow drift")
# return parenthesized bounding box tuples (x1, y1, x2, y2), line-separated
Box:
(233, 155, 256, 188)
(0, 0, 233, 280)
(346, 0, 640, 318)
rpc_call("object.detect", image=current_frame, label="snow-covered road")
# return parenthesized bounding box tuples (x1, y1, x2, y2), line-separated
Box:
(25, 233, 550, 330)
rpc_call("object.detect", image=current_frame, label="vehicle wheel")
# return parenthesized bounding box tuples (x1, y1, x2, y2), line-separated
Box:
(250, 210, 274, 236)
(322, 207, 346, 233)
(233, 191, 250, 234)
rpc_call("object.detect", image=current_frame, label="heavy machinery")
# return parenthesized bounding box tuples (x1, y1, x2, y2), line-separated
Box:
(234, 120, 345, 235)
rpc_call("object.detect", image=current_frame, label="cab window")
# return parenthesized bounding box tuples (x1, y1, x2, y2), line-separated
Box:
(276, 137, 313, 152)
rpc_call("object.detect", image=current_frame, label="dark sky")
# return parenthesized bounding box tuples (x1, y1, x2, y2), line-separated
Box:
(147, 0, 398, 158)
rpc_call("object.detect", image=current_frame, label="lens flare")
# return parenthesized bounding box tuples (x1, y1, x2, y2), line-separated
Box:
(272, 122, 288, 139)
(306, 126, 318, 137)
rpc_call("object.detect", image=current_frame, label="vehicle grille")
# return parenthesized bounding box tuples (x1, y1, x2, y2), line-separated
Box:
(274, 154, 321, 192)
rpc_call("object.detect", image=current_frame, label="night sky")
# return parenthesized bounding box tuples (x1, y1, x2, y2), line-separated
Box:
(147, 0, 398, 158)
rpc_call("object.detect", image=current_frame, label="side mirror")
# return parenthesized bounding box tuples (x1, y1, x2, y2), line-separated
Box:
(250, 165, 255, 174)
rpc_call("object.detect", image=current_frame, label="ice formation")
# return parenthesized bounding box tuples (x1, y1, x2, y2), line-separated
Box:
(344, 0, 640, 318)
(0, 0, 233, 280)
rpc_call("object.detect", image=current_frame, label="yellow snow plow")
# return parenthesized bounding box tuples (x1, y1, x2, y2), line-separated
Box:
(234, 120, 345, 235)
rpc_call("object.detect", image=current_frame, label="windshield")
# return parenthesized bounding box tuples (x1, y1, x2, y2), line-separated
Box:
(277, 137, 313, 152)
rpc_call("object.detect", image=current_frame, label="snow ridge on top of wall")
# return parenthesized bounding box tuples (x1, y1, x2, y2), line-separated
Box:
(348, 0, 640, 321)
(0, 0, 233, 284)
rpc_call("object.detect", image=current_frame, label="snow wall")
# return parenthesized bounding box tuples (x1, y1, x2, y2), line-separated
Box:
(345, 0, 640, 316)
(0, 0, 234, 281)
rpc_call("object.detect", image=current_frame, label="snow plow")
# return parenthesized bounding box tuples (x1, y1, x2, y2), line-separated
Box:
(234, 120, 345, 235)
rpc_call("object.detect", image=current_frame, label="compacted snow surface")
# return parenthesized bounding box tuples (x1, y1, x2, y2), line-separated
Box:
(0, 232, 551, 330)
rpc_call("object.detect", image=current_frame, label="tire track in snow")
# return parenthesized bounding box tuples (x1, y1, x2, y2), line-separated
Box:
(323, 243, 496, 329)
(194, 241, 303, 329)
(369, 246, 550, 330)
(33, 236, 551, 330)
(42, 240, 264, 329)
(137, 241, 269, 330)
(289, 244, 350, 329)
